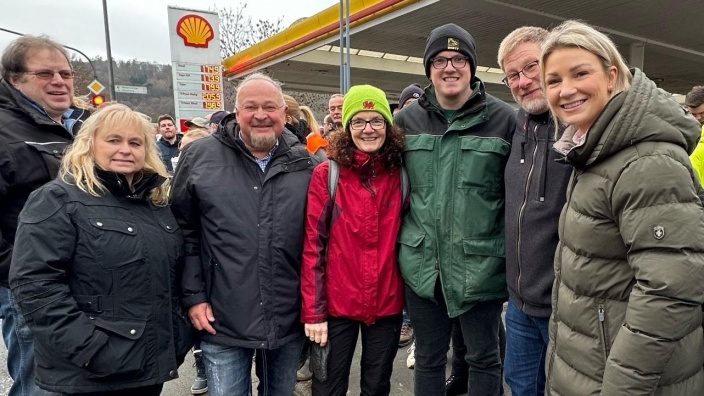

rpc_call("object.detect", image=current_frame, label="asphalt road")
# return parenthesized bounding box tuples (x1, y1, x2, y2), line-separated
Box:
(0, 332, 511, 396)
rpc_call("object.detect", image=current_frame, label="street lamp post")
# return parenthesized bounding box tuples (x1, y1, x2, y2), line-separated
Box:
(102, 0, 116, 100)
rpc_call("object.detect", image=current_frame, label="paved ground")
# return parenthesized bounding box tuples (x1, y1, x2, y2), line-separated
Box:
(0, 307, 510, 395)
(0, 334, 510, 396)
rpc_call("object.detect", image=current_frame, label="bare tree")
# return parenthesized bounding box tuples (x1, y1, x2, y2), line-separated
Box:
(214, 2, 284, 110)
(216, 2, 284, 59)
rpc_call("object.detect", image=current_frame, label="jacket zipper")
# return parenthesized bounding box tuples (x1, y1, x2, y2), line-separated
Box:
(516, 123, 540, 311)
(598, 304, 611, 361)
(545, 169, 579, 389)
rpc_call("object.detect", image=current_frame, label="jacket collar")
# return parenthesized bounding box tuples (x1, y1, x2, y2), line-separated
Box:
(94, 167, 166, 200)
(0, 79, 75, 137)
(419, 80, 486, 121)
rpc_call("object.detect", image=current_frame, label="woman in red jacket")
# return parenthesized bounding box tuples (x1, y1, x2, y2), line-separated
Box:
(301, 84, 406, 395)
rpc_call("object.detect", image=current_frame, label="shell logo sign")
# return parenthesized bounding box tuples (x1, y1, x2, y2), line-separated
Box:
(176, 14, 214, 48)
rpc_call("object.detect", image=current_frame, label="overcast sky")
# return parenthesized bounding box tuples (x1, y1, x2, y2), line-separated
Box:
(0, 0, 334, 64)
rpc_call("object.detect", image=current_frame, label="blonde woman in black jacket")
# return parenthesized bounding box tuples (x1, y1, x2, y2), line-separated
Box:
(10, 104, 193, 395)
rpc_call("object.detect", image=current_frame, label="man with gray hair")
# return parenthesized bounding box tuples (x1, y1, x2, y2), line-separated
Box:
(0, 34, 88, 396)
(497, 26, 572, 396)
(170, 72, 316, 396)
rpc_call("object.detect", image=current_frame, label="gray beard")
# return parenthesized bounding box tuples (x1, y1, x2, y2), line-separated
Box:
(519, 97, 549, 115)
(249, 132, 277, 151)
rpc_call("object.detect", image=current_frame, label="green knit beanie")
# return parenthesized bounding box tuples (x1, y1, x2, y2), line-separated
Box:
(341, 85, 393, 128)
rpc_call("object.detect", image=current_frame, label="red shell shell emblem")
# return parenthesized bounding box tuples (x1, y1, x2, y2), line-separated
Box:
(176, 14, 214, 48)
(362, 100, 375, 109)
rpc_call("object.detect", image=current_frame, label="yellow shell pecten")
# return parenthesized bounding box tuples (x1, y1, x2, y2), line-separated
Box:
(177, 15, 213, 47)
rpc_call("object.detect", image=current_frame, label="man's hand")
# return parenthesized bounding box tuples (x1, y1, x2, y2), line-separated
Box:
(304, 322, 328, 346)
(188, 302, 216, 334)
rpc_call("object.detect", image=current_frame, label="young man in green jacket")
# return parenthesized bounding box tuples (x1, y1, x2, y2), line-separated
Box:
(394, 23, 516, 396)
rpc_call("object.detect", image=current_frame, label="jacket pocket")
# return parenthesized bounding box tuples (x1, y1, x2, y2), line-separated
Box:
(461, 237, 506, 298)
(597, 304, 611, 362)
(457, 136, 509, 191)
(86, 217, 145, 269)
(24, 141, 66, 181)
(86, 317, 148, 381)
(398, 227, 429, 290)
(403, 135, 435, 188)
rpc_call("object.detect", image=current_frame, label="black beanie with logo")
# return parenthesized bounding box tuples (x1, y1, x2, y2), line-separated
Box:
(423, 23, 477, 79)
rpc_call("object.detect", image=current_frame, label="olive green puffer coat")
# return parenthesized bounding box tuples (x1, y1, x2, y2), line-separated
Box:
(546, 69, 704, 396)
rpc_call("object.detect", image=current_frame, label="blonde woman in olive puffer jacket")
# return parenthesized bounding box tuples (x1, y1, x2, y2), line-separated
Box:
(541, 21, 704, 396)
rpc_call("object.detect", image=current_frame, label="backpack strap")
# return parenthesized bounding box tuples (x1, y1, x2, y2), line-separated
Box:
(327, 159, 340, 202)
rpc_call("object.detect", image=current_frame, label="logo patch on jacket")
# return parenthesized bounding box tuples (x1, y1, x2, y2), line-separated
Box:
(363, 100, 375, 109)
(448, 37, 459, 50)
(653, 225, 665, 240)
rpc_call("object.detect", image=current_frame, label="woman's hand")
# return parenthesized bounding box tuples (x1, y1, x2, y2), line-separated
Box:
(304, 322, 328, 346)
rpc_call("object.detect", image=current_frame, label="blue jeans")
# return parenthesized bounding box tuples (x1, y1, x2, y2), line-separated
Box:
(406, 285, 503, 396)
(503, 299, 550, 396)
(201, 337, 304, 396)
(0, 286, 54, 396)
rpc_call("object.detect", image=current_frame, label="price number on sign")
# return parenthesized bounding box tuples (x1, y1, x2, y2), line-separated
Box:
(202, 101, 222, 110)
(202, 74, 220, 83)
(202, 92, 222, 101)
(202, 83, 221, 91)
(200, 65, 220, 74)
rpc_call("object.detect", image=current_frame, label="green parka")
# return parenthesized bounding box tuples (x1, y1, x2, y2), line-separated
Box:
(395, 81, 516, 317)
(546, 69, 704, 396)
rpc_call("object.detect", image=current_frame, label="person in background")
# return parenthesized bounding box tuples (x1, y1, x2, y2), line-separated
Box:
(156, 114, 182, 174)
(205, 110, 229, 134)
(394, 23, 516, 396)
(10, 103, 193, 396)
(170, 72, 317, 396)
(0, 34, 89, 396)
(542, 20, 704, 396)
(397, 83, 424, 111)
(327, 93, 344, 130)
(685, 86, 704, 184)
(302, 84, 405, 396)
(497, 26, 572, 396)
(184, 117, 210, 132)
(323, 114, 336, 136)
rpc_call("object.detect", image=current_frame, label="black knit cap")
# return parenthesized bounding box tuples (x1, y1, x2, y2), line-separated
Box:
(423, 23, 477, 79)
(398, 83, 424, 109)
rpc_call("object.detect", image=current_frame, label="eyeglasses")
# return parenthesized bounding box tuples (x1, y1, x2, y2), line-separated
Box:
(430, 55, 469, 70)
(24, 69, 75, 80)
(237, 104, 284, 113)
(349, 118, 385, 131)
(502, 60, 540, 88)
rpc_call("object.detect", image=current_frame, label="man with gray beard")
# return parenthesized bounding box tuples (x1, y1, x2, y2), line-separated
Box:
(170, 72, 317, 396)
(497, 27, 572, 396)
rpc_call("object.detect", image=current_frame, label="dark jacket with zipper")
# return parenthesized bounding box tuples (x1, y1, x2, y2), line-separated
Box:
(394, 81, 516, 317)
(504, 109, 571, 318)
(0, 78, 88, 287)
(170, 115, 317, 349)
(157, 134, 183, 172)
(9, 170, 193, 393)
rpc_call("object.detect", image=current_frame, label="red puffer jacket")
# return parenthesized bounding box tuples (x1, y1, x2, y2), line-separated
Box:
(301, 150, 405, 325)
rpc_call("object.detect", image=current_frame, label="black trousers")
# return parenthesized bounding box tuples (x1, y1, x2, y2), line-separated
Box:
(312, 313, 403, 396)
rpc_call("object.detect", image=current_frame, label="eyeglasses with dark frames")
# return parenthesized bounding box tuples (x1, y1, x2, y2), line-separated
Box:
(349, 118, 385, 131)
(24, 69, 75, 80)
(430, 55, 469, 70)
(502, 60, 540, 88)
